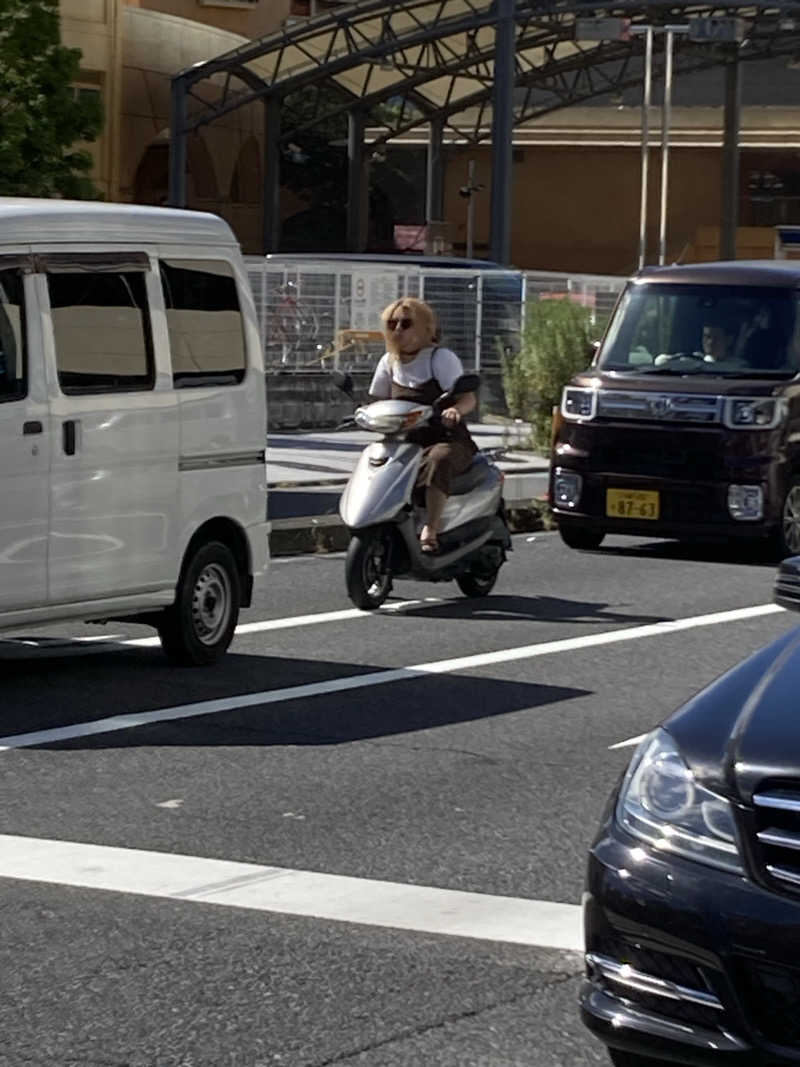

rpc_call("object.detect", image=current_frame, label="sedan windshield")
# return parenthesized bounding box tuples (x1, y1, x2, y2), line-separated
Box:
(598, 283, 800, 377)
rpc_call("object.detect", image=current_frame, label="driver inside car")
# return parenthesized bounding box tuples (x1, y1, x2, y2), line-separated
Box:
(368, 297, 477, 554)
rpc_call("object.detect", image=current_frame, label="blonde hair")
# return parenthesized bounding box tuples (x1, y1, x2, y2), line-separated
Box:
(380, 297, 439, 362)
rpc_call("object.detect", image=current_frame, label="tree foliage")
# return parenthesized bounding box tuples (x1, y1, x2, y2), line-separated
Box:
(502, 298, 598, 450)
(0, 0, 103, 198)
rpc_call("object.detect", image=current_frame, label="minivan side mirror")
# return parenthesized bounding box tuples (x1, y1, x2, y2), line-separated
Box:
(774, 556, 800, 612)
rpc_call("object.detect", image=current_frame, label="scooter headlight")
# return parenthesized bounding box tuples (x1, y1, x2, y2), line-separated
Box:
(354, 406, 427, 433)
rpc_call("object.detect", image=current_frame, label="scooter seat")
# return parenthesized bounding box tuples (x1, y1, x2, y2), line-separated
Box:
(450, 454, 491, 495)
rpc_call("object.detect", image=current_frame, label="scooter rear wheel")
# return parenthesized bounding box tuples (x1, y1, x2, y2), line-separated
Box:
(345, 528, 393, 609)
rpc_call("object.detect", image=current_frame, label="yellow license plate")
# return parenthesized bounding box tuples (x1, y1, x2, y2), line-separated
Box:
(606, 488, 660, 520)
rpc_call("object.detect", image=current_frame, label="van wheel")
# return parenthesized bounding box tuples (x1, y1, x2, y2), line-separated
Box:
(158, 541, 240, 666)
(345, 528, 392, 609)
(775, 480, 800, 558)
(559, 525, 606, 551)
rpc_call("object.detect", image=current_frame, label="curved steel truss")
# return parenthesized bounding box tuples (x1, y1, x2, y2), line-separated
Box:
(169, 0, 800, 259)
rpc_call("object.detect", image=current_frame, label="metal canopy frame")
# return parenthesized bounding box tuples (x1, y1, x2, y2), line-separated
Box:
(169, 0, 800, 263)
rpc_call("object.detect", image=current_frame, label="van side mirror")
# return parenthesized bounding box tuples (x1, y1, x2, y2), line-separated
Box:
(332, 370, 354, 397)
(775, 556, 800, 612)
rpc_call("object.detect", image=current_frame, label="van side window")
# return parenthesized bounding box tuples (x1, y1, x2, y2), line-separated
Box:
(48, 270, 154, 394)
(160, 260, 246, 387)
(0, 268, 25, 402)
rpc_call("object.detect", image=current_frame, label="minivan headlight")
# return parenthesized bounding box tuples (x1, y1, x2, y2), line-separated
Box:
(561, 387, 597, 421)
(723, 397, 785, 429)
(617, 728, 744, 874)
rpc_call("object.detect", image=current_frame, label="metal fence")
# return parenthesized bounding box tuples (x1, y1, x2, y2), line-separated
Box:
(246, 256, 626, 373)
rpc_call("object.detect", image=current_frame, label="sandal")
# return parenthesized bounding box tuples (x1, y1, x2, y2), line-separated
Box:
(420, 535, 439, 554)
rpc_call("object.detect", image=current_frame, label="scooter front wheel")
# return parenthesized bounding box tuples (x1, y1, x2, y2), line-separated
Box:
(345, 528, 393, 609)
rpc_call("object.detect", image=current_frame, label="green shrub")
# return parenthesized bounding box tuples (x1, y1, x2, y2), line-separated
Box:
(502, 298, 598, 451)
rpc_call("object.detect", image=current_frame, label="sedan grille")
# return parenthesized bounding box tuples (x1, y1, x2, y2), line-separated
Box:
(753, 789, 800, 893)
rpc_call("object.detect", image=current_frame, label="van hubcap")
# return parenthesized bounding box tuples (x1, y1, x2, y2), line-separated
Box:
(192, 563, 231, 645)
(783, 488, 800, 554)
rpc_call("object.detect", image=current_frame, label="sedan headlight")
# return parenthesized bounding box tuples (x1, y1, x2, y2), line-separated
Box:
(561, 386, 597, 421)
(617, 728, 744, 875)
(723, 396, 785, 430)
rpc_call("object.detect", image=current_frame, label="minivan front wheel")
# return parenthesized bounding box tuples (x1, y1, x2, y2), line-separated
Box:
(558, 524, 605, 551)
(158, 541, 241, 665)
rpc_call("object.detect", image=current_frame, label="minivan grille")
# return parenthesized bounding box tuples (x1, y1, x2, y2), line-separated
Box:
(597, 391, 722, 424)
(753, 788, 800, 893)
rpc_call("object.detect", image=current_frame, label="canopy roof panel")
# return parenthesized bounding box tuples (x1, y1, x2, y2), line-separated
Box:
(175, 0, 800, 144)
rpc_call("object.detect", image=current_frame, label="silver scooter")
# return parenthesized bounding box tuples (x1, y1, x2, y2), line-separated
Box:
(334, 372, 512, 609)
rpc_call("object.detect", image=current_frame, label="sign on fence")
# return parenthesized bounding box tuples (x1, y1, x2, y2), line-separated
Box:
(350, 271, 398, 330)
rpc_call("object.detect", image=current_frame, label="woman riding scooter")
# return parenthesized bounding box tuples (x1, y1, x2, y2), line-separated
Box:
(368, 298, 477, 553)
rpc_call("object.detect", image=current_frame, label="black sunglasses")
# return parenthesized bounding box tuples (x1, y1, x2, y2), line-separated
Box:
(386, 317, 413, 332)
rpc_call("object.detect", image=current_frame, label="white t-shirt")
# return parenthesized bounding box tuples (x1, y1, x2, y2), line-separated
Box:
(368, 346, 464, 399)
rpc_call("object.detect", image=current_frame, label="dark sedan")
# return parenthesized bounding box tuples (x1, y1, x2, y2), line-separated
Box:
(581, 558, 800, 1066)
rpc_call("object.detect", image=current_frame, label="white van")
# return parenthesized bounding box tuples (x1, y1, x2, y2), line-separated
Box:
(0, 198, 269, 664)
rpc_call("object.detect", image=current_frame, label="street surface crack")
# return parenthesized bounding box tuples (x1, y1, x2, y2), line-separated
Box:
(309, 971, 579, 1065)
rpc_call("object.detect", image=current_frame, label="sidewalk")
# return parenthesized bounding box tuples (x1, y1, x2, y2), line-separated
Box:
(266, 422, 551, 533)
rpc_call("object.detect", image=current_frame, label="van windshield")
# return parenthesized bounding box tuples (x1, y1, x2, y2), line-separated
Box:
(598, 283, 800, 377)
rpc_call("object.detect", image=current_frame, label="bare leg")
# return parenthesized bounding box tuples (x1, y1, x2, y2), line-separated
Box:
(421, 485, 447, 546)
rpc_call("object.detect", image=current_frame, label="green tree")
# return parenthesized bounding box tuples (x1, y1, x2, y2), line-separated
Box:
(0, 0, 103, 198)
(502, 298, 599, 451)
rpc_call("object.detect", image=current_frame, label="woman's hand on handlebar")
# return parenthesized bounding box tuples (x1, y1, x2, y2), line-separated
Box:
(441, 407, 462, 425)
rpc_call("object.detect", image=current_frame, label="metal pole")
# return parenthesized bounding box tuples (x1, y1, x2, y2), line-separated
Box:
(658, 29, 674, 265)
(466, 160, 477, 258)
(263, 96, 281, 253)
(347, 111, 368, 252)
(638, 26, 653, 270)
(475, 273, 483, 372)
(720, 48, 742, 261)
(426, 117, 445, 225)
(168, 75, 188, 207)
(490, 0, 515, 265)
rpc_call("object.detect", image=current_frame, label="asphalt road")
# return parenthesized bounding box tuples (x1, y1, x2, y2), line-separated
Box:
(1, 531, 796, 1067)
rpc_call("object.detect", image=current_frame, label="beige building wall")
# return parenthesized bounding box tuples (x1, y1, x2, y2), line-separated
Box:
(59, 0, 124, 199)
(125, 0, 292, 38)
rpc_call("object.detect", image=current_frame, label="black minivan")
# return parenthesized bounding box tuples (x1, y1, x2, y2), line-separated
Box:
(551, 262, 800, 555)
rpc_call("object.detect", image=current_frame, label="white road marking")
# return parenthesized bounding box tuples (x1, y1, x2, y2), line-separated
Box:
(120, 598, 444, 648)
(0, 835, 582, 952)
(609, 733, 649, 751)
(0, 603, 785, 753)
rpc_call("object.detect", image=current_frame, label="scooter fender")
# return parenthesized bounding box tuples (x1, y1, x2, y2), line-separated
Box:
(340, 441, 422, 529)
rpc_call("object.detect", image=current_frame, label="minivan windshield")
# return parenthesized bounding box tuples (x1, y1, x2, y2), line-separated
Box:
(598, 283, 800, 377)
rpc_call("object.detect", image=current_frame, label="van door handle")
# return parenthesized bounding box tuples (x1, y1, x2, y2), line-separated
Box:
(63, 420, 77, 456)
(22, 421, 43, 435)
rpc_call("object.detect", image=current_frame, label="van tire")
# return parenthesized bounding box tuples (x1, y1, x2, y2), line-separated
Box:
(158, 541, 241, 666)
(558, 525, 605, 551)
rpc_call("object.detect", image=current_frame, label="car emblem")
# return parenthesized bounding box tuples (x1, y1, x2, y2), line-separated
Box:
(650, 396, 671, 417)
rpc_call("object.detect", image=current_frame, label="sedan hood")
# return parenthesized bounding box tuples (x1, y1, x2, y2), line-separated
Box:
(666, 624, 800, 803)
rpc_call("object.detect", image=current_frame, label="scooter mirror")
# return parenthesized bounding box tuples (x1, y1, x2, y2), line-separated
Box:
(332, 370, 354, 397)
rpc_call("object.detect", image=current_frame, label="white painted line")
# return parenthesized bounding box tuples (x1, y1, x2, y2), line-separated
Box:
(0, 602, 785, 753)
(609, 733, 649, 751)
(121, 598, 444, 648)
(0, 835, 582, 952)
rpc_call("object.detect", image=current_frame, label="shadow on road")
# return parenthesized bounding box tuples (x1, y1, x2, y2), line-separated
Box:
(0, 644, 590, 750)
(594, 537, 780, 568)
(395, 594, 667, 627)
